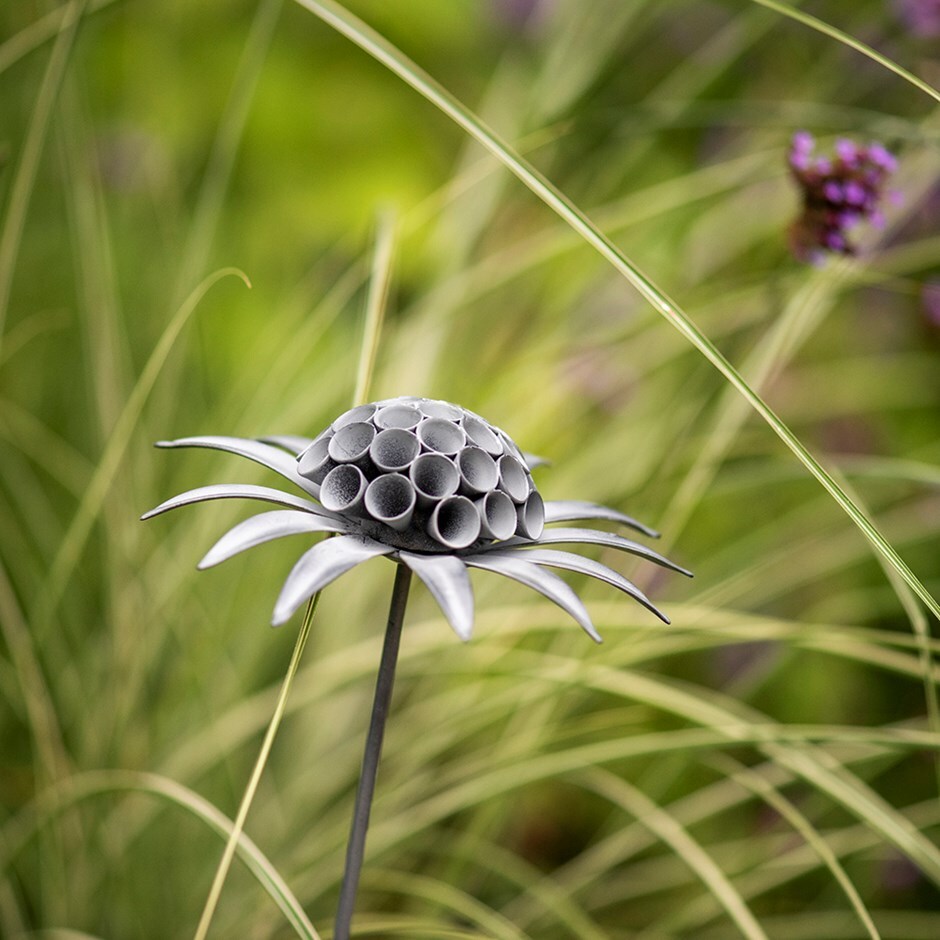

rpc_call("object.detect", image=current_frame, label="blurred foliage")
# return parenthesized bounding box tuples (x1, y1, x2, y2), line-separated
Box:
(1, 0, 940, 937)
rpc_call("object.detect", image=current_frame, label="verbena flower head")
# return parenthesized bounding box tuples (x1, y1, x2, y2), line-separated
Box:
(787, 132, 898, 264)
(143, 397, 690, 641)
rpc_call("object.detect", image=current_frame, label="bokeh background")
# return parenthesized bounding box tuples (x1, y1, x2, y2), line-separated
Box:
(1, 0, 940, 937)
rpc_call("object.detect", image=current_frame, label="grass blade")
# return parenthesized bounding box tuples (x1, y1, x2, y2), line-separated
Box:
(711, 754, 881, 940)
(290, 0, 940, 625)
(173, 0, 282, 300)
(747, 0, 940, 106)
(0, 0, 86, 364)
(0, 0, 118, 77)
(193, 595, 318, 940)
(583, 768, 769, 940)
(0, 770, 320, 940)
(33, 267, 250, 639)
(353, 211, 397, 407)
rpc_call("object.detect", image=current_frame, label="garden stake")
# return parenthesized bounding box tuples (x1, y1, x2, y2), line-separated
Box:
(334, 562, 411, 940)
(143, 396, 691, 930)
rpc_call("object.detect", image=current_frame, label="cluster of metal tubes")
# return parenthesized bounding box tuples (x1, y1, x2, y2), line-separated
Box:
(297, 397, 544, 552)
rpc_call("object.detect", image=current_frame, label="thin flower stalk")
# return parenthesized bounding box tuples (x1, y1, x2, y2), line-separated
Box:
(334, 563, 411, 940)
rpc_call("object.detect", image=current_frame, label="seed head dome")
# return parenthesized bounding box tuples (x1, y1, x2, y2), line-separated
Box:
(296, 398, 543, 552)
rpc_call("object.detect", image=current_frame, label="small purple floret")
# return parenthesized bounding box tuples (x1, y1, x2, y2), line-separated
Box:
(844, 181, 866, 206)
(786, 131, 899, 263)
(792, 130, 815, 153)
(789, 151, 810, 172)
(835, 139, 857, 162)
(868, 143, 898, 173)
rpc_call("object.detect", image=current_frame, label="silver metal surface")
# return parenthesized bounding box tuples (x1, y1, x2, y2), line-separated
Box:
(141, 483, 327, 520)
(523, 526, 693, 576)
(198, 510, 348, 570)
(399, 552, 474, 641)
(463, 552, 601, 642)
(157, 435, 320, 498)
(272, 535, 394, 626)
(543, 499, 659, 538)
(144, 396, 690, 636)
(260, 434, 314, 454)
(486, 547, 668, 624)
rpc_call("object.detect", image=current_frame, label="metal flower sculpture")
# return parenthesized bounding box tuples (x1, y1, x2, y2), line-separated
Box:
(143, 396, 690, 938)
(144, 396, 688, 635)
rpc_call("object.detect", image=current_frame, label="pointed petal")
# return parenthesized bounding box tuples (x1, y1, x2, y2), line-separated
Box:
(543, 499, 659, 538)
(399, 552, 474, 641)
(198, 510, 351, 569)
(260, 434, 314, 456)
(522, 451, 551, 470)
(156, 436, 319, 498)
(496, 548, 669, 624)
(141, 483, 328, 520)
(462, 553, 601, 642)
(272, 535, 394, 626)
(524, 527, 692, 577)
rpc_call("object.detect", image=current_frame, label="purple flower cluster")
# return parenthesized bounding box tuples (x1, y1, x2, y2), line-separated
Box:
(894, 0, 940, 37)
(787, 132, 898, 264)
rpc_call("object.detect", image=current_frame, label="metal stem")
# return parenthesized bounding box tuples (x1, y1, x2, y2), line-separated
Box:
(334, 562, 412, 940)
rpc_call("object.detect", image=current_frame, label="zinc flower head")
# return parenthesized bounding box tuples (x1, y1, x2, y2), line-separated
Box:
(142, 396, 690, 641)
(787, 132, 898, 265)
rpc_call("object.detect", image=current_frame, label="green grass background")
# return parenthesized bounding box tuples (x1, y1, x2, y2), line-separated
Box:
(1, 0, 940, 936)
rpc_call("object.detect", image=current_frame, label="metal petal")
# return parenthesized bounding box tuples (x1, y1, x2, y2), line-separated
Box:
(399, 552, 474, 641)
(523, 527, 692, 577)
(259, 434, 314, 456)
(522, 451, 550, 470)
(462, 552, 601, 642)
(141, 483, 327, 520)
(198, 510, 351, 570)
(272, 535, 394, 626)
(156, 436, 319, 498)
(493, 548, 669, 624)
(543, 499, 659, 538)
